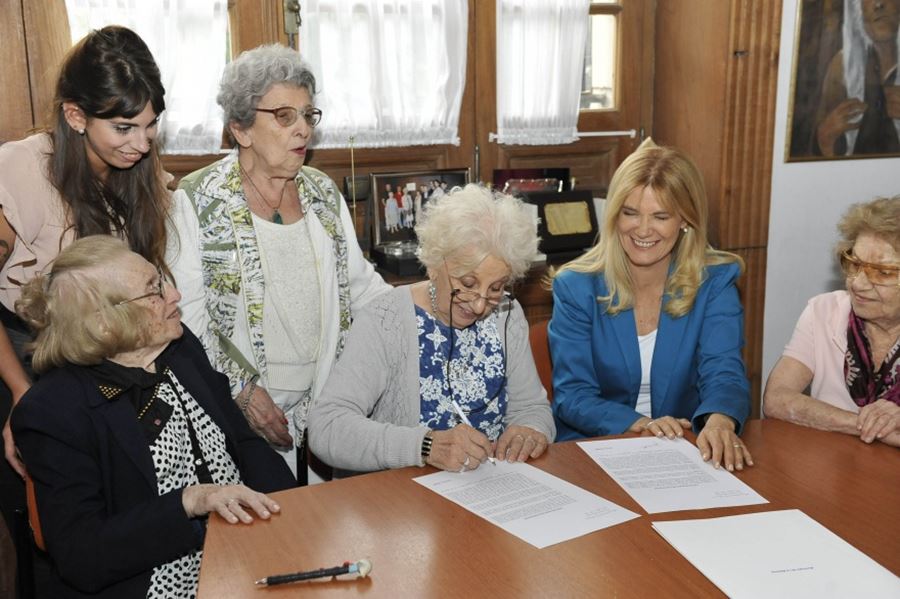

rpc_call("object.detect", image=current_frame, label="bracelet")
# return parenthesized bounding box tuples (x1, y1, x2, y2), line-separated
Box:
(239, 375, 259, 414)
(420, 430, 434, 465)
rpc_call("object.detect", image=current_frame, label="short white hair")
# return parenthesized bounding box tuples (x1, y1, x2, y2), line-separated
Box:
(415, 184, 538, 280)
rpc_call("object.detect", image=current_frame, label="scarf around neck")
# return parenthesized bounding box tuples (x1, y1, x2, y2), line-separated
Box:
(844, 309, 900, 407)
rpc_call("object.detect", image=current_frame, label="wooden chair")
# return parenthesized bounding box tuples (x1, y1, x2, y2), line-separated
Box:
(24, 473, 44, 552)
(528, 319, 554, 403)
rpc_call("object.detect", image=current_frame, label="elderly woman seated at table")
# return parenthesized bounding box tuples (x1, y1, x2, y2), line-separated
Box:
(765, 196, 900, 447)
(11, 236, 295, 599)
(309, 184, 555, 473)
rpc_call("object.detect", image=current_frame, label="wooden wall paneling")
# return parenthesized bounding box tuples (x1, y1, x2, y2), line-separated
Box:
(718, 0, 781, 250)
(735, 248, 768, 418)
(230, 0, 285, 56)
(717, 1, 781, 414)
(653, 0, 781, 413)
(22, 0, 70, 128)
(652, 0, 730, 242)
(0, 0, 33, 142)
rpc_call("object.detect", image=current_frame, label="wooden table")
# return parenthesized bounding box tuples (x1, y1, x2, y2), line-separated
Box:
(197, 420, 900, 598)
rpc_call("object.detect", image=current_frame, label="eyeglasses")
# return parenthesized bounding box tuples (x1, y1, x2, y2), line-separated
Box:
(116, 266, 169, 305)
(839, 250, 900, 287)
(255, 106, 322, 128)
(451, 287, 508, 307)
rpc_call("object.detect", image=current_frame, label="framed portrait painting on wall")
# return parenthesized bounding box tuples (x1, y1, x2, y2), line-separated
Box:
(786, 0, 900, 161)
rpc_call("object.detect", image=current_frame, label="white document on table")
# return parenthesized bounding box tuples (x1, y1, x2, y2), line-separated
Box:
(577, 437, 767, 513)
(412, 460, 638, 548)
(652, 509, 900, 599)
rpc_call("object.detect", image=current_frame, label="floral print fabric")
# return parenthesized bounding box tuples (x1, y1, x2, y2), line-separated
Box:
(416, 305, 507, 440)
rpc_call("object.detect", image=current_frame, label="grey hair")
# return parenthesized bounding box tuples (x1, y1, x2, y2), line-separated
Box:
(217, 44, 317, 129)
(415, 184, 539, 281)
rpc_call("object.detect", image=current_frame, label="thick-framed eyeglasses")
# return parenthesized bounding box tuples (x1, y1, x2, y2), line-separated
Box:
(254, 106, 322, 128)
(116, 266, 169, 306)
(451, 287, 507, 307)
(839, 250, 900, 287)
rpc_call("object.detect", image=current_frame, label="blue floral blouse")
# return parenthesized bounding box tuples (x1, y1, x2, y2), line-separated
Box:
(416, 305, 507, 440)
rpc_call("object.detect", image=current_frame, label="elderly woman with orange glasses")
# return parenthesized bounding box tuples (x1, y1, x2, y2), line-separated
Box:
(765, 196, 900, 447)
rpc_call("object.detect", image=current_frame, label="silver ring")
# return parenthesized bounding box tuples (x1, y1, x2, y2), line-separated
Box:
(226, 499, 237, 507)
(463, 456, 471, 468)
(458, 465, 466, 473)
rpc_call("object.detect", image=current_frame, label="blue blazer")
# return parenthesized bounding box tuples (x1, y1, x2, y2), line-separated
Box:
(549, 262, 750, 440)
(11, 327, 295, 599)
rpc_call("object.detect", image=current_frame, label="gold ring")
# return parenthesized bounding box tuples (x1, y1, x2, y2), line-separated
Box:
(733, 443, 743, 449)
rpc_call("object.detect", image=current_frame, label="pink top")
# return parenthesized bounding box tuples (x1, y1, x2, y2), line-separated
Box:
(782, 290, 859, 414)
(0, 134, 75, 311)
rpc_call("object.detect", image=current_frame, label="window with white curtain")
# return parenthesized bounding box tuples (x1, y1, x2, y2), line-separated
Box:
(495, 0, 590, 146)
(65, 0, 227, 155)
(302, 0, 468, 149)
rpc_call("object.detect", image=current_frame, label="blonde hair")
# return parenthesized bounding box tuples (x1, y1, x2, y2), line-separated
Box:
(415, 183, 539, 281)
(554, 138, 743, 317)
(835, 195, 900, 258)
(15, 235, 153, 373)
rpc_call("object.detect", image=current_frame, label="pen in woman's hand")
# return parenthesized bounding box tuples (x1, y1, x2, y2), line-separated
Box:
(450, 399, 496, 465)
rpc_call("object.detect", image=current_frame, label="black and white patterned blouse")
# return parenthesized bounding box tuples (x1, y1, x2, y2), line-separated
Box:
(145, 370, 241, 599)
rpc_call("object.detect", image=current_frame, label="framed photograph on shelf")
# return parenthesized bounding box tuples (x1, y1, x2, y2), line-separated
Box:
(370, 168, 470, 247)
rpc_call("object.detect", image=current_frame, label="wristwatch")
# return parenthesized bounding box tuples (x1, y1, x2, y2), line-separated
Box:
(420, 430, 434, 464)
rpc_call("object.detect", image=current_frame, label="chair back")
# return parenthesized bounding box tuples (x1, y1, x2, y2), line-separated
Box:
(528, 319, 553, 402)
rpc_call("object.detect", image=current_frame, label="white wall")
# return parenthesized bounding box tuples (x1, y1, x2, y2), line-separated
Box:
(762, 1, 900, 403)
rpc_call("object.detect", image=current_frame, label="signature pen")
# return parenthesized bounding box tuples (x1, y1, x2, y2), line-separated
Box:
(450, 399, 497, 465)
(255, 559, 372, 587)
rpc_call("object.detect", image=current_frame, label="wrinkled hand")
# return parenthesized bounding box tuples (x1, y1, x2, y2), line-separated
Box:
(2, 417, 24, 478)
(816, 98, 866, 157)
(885, 85, 900, 120)
(181, 483, 281, 524)
(631, 415, 691, 439)
(696, 413, 753, 471)
(494, 425, 549, 463)
(426, 424, 493, 472)
(242, 386, 293, 448)
(857, 399, 900, 444)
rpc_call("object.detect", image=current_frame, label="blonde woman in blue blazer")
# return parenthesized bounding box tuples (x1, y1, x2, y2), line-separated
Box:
(549, 139, 753, 471)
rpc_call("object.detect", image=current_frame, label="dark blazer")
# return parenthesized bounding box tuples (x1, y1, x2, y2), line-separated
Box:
(11, 327, 295, 599)
(549, 262, 751, 440)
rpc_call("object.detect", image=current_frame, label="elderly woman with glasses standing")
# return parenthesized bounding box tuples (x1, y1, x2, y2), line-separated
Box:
(308, 184, 555, 475)
(765, 196, 900, 447)
(167, 45, 389, 483)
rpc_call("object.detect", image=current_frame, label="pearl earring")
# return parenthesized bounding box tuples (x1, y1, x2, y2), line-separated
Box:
(681, 226, 689, 233)
(77, 129, 85, 135)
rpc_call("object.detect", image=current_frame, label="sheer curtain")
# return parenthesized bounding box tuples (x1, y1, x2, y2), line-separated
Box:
(495, 0, 590, 145)
(65, 0, 227, 155)
(302, 0, 468, 149)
